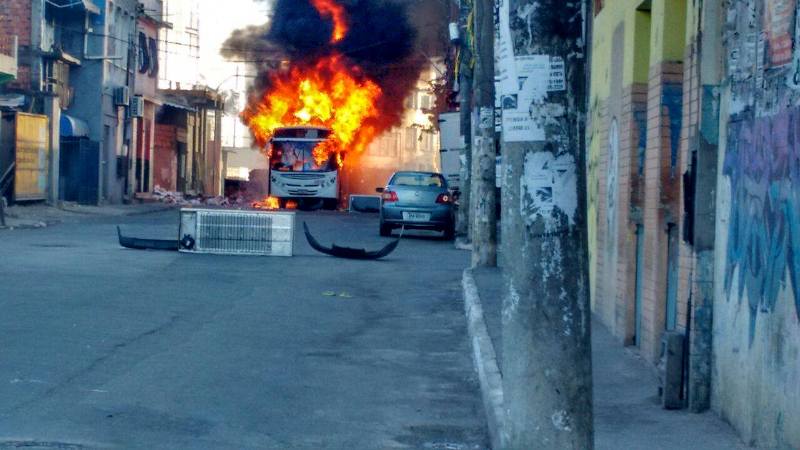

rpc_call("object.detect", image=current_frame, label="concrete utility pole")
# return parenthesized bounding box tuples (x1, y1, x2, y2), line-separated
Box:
(470, 0, 497, 267)
(457, 66, 473, 241)
(500, 1, 593, 448)
(456, 8, 473, 242)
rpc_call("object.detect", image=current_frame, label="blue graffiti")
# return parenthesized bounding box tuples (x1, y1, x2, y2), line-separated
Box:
(724, 109, 800, 340)
(662, 84, 684, 177)
(634, 109, 647, 175)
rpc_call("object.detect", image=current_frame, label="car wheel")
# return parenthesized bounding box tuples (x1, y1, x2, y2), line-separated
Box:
(380, 221, 392, 237)
(442, 221, 455, 240)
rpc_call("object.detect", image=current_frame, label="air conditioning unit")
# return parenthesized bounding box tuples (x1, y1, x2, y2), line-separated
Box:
(179, 208, 295, 256)
(449, 22, 460, 42)
(114, 86, 130, 106)
(130, 96, 144, 117)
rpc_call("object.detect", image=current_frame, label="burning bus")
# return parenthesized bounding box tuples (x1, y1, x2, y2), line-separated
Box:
(267, 126, 340, 209)
(237, 0, 427, 210)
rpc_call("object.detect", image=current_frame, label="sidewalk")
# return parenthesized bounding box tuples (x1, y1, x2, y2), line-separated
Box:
(0, 202, 175, 230)
(463, 267, 751, 450)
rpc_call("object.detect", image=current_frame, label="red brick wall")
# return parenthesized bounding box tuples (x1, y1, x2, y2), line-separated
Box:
(614, 83, 648, 344)
(0, 0, 32, 89)
(640, 61, 684, 362)
(594, 82, 650, 346)
(153, 124, 177, 192)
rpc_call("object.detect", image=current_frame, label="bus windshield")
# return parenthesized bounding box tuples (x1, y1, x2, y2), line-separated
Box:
(270, 140, 335, 172)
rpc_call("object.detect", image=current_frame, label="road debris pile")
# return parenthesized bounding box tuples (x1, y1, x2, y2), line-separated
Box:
(152, 186, 252, 208)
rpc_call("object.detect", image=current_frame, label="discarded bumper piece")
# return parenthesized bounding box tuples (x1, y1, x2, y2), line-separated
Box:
(303, 222, 401, 260)
(117, 226, 180, 251)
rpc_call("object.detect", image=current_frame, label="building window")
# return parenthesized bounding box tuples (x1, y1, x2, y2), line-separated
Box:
(405, 95, 417, 110)
(188, 6, 199, 31)
(420, 94, 432, 110)
(207, 111, 216, 142)
(391, 131, 400, 156)
(188, 32, 199, 58)
(405, 127, 417, 149)
(107, 2, 116, 55)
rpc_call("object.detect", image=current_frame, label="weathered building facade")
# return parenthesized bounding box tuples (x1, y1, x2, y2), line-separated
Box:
(0, 0, 150, 205)
(155, 89, 223, 197)
(131, 0, 167, 197)
(589, 0, 799, 447)
(715, 1, 800, 447)
(0, 0, 104, 204)
(342, 64, 442, 204)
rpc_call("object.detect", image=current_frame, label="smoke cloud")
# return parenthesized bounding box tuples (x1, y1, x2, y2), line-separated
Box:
(223, 0, 442, 133)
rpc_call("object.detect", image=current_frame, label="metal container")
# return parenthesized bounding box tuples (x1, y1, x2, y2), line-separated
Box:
(1, 112, 50, 201)
(179, 208, 295, 256)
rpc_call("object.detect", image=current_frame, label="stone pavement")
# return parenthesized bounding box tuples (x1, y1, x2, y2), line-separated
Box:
(463, 267, 752, 450)
(0, 202, 176, 230)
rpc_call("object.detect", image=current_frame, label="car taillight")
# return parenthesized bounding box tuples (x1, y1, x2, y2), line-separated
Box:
(436, 193, 451, 204)
(382, 190, 398, 202)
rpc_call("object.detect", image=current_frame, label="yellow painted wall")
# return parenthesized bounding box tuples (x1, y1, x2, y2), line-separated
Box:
(588, 0, 690, 309)
(649, 0, 687, 65)
(588, 0, 652, 306)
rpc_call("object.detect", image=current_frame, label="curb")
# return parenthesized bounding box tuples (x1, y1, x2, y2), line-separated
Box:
(59, 204, 177, 217)
(122, 205, 178, 216)
(0, 205, 175, 231)
(462, 268, 505, 450)
(0, 221, 50, 230)
(455, 237, 473, 251)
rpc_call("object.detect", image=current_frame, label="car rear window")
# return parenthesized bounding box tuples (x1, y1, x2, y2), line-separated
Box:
(390, 173, 445, 187)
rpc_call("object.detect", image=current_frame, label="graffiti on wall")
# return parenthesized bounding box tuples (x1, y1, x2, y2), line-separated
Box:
(663, 84, 684, 176)
(724, 111, 800, 337)
(634, 109, 647, 175)
(724, 0, 800, 339)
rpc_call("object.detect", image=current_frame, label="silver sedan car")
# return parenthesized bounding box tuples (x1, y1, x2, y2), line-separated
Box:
(377, 171, 455, 239)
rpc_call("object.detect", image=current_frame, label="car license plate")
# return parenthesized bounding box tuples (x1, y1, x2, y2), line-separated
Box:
(403, 212, 430, 222)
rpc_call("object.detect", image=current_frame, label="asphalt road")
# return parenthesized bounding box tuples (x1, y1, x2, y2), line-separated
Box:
(0, 209, 488, 449)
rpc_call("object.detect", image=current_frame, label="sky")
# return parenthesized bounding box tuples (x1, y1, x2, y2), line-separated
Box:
(198, 0, 268, 89)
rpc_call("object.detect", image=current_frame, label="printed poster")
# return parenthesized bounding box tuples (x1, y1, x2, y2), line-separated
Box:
(501, 55, 549, 142)
(494, 0, 518, 96)
(765, 0, 796, 67)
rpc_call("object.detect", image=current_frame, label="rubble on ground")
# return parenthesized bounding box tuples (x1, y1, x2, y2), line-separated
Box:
(152, 186, 251, 208)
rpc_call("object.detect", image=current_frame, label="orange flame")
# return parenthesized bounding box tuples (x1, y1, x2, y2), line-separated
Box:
(311, 0, 348, 43)
(252, 196, 280, 210)
(241, 55, 382, 165)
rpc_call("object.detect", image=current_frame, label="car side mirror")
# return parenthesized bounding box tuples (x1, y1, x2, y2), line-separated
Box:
(375, 187, 385, 193)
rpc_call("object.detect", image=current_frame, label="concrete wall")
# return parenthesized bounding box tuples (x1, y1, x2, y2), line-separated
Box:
(712, 2, 800, 446)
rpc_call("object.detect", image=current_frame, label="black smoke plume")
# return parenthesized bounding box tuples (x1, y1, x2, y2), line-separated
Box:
(223, 0, 431, 134)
